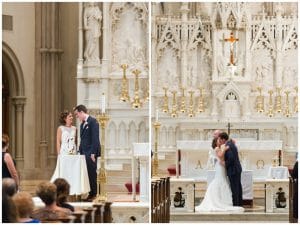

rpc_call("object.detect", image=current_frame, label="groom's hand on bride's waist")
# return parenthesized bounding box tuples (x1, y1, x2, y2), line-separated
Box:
(91, 154, 96, 162)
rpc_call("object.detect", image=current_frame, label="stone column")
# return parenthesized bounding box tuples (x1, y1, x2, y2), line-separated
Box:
(180, 3, 189, 87)
(211, 28, 218, 80)
(275, 12, 283, 87)
(12, 96, 26, 169)
(211, 88, 218, 119)
(78, 2, 84, 66)
(102, 2, 109, 75)
(139, 156, 149, 202)
(245, 27, 252, 80)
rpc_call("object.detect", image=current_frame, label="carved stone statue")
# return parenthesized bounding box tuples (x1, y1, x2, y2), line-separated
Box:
(84, 3, 102, 65)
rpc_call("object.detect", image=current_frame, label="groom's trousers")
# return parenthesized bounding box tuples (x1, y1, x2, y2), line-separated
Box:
(228, 173, 243, 206)
(85, 155, 98, 197)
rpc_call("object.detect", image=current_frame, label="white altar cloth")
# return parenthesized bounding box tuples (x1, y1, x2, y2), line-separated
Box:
(207, 170, 253, 199)
(268, 166, 289, 179)
(51, 155, 90, 195)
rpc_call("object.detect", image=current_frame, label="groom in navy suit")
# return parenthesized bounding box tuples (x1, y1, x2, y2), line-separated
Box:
(74, 105, 100, 201)
(219, 132, 243, 206)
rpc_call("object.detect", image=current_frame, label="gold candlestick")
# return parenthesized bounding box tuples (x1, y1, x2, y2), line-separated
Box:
(95, 113, 110, 203)
(284, 91, 290, 117)
(152, 121, 161, 177)
(162, 87, 169, 113)
(198, 87, 205, 113)
(171, 91, 178, 118)
(180, 88, 186, 113)
(275, 87, 282, 113)
(256, 87, 264, 113)
(294, 87, 298, 113)
(131, 69, 142, 109)
(267, 90, 274, 117)
(188, 90, 195, 117)
(120, 64, 130, 102)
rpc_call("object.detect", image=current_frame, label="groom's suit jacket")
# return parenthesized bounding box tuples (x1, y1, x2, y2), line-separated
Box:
(79, 116, 100, 157)
(224, 141, 242, 176)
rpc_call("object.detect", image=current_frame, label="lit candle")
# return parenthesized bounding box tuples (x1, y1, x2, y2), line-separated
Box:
(101, 93, 105, 114)
(155, 109, 159, 122)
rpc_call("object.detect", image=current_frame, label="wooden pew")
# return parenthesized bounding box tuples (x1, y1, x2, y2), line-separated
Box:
(151, 177, 171, 223)
(83, 207, 96, 223)
(72, 211, 87, 223)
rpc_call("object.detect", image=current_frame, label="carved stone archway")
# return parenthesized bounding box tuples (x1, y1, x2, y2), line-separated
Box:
(2, 41, 26, 169)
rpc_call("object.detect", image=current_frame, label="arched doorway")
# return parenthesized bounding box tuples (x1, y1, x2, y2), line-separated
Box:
(2, 42, 26, 169)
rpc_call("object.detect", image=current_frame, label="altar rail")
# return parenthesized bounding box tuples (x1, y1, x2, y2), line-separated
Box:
(38, 202, 112, 223)
(151, 177, 170, 223)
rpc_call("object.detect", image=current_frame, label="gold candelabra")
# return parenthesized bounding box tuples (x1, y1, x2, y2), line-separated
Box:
(162, 87, 169, 113)
(275, 87, 282, 113)
(171, 91, 178, 118)
(119, 64, 130, 102)
(119, 65, 147, 109)
(284, 91, 290, 117)
(152, 121, 161, 177)
(256, 87, 264, 113)
(180, 88, 186, 113)
(95, 113, 110, 203)
(294, 87, 298, 113)
(131, 69, 142, 109)
(267, 90, 274, 117)
(188, 90, 195, 117)
(198, 87, 205, 113)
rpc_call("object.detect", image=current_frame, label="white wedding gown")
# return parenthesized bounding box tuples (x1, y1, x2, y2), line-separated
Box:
(59, 126, 76, 155)
(195, 148, 244, 212)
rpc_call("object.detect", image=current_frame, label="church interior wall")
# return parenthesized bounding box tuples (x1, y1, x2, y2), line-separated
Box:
(3, 3, 36, 173)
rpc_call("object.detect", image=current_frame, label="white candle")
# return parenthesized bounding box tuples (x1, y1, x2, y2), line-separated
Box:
(101, 93, 105, 113)
(155, 109, 159, 122)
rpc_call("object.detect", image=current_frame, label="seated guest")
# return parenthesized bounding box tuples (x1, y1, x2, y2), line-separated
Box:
(12, 192, 40, 223)
(3, 178, 17, 197)
(31, 182, 71, 221)
(2, 194, 18, 222)
(2, 134, 20, 188)
(53, 178, 74, 212)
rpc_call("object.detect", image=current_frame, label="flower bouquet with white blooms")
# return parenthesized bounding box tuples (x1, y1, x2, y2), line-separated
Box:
(67, 137, 77, 155)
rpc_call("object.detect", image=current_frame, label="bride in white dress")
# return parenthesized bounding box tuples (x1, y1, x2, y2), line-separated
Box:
(56, 111, 77, 155)
(195, 138, 244, 212)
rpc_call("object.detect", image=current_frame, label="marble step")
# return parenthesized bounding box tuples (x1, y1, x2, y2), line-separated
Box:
(170, 212, 289, 222)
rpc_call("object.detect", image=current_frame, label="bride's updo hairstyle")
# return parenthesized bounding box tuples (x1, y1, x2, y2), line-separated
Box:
(211, 138, 218, 149)
(59, 110, 70, 125)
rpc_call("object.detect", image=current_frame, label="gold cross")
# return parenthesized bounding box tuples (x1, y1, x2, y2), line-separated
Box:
(224, 31, 239, 65)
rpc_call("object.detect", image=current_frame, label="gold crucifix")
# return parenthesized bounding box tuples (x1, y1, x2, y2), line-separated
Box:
(224, 31, 239, 66)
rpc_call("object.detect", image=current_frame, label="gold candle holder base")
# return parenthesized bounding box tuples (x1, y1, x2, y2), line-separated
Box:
(152, 121, 161, 177)
(95, 113, 110, 203)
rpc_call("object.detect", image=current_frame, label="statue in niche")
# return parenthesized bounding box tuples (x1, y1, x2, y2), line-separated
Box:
(217, 55, 226, 76)
(83, 3, 102, 65)
(255, 64, 271, 88)
(282, 67, 296, 89)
